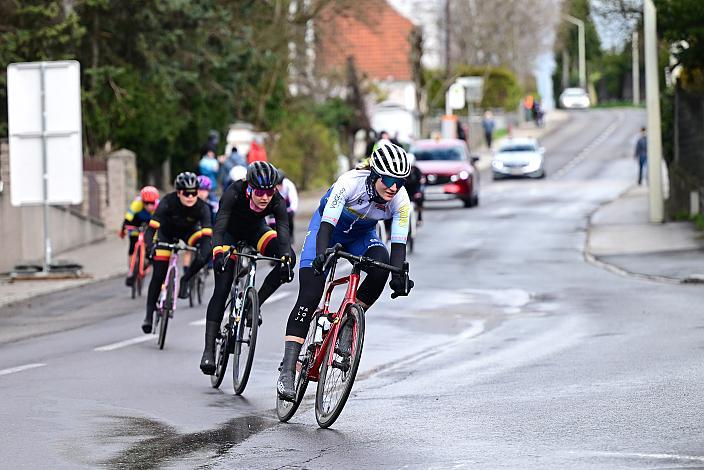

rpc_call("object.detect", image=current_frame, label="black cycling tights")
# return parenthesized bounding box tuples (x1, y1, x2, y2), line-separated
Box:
(285, 245, 390, 339)
(146, 241, 210, 317)
(205, 244, 296, 324)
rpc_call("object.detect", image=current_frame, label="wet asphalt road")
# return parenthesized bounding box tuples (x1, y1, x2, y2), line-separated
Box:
(2, 108, 704, 469)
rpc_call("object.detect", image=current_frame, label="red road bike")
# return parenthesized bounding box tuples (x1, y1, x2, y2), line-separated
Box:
(276, 244, 410, 428)
(126, 225, 149, 299)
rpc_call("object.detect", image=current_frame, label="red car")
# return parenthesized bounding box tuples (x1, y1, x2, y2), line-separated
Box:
(410, 139, 480, 208)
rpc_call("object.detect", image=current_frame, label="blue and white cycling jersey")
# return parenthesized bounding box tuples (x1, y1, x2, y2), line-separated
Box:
(300, 169, 410, 268)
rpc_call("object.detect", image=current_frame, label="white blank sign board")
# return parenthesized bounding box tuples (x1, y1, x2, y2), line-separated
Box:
(7, 61, 83, 206)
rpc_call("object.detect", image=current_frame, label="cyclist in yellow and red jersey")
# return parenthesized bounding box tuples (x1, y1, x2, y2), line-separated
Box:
(120, 186, 160, 287)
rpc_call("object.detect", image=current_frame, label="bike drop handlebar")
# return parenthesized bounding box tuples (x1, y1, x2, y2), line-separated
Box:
(220, 246, 290, 273)
(322, 244, 411, 298)
(155, 240, 198, 253)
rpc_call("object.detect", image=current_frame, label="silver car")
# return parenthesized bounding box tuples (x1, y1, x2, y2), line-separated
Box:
(559, 87, 590, 109)
(491, 138, 546, 180)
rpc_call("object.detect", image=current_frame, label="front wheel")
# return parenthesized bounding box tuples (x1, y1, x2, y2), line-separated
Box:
(232, 287, 260, 395)
(315, 304, 365, 428)
(157, 271, 175, 350)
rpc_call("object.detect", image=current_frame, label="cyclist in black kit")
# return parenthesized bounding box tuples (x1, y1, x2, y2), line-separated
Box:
(199, 161, 296, 374)
(141, 172, 213, 333)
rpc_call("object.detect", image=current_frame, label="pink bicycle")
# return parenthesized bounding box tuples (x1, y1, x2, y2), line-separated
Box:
(153, 240, 197, 350)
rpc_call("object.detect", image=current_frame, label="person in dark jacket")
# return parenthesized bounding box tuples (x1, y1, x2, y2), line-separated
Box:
(635, 127, 648, 185)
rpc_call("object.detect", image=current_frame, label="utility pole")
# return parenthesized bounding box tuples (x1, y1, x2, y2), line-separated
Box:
(632, 30, 640, 105)
(564, 15, 586, 90)
(644, 0, 664, 223)
(445, 0, 451, 78)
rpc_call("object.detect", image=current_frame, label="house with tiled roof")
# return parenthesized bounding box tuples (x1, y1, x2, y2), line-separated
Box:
(315, 0, 420, 142)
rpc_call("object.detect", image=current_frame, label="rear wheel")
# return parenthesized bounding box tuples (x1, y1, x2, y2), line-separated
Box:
(315, 304, 365, 428)
(232, 287, 259, 395)
(188, 277, 195, 308)
(277, 310, 318, 422)
(157, 271, 174, 350)
(197, 272, 205, 305)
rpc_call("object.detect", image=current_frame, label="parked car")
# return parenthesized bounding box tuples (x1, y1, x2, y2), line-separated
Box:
(410, 139, 479, 208)
(559, 87, 590, 109)
(491, 137, 546, 180)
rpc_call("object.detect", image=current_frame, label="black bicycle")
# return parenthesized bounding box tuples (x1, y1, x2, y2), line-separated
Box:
(210, 242, 288, 394)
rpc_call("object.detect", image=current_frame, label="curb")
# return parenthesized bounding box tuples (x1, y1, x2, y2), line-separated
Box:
(582, 186, 701, 286)
(0, 272, 124, 310)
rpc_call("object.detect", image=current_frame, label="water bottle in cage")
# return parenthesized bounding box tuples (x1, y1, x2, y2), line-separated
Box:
(314, 313, 330, 344)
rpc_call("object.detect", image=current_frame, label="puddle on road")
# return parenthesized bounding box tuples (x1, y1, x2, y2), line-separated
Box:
(99, 413, 276, 469)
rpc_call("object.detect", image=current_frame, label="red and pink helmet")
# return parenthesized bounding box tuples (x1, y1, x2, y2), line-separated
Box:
(140, 186, 159, 203)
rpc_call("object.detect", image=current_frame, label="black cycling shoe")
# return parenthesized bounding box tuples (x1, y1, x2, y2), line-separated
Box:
(277, 341, 302, 401)
(177, 277, 190, 299)
(200, 321, 219, 375)
(334, 322, 353, 357)
(141, 312, 153, 334)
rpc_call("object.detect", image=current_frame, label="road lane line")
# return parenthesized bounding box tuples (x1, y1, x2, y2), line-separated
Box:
(189, 292, 293, 327)
(94, 335, 153, 352)
(0, 363, 46, 376)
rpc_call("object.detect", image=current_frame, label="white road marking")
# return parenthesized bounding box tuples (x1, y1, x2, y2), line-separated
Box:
(0, 363, 46, 376)
(585, 451, 704, 463)
(94, 335, 153, 352)
(189, 318, 207, 326)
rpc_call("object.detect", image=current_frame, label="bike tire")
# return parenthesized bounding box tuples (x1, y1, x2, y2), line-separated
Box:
(210, 318, 232, 388)
(315, 304, 365, 428)
(137, 273, 143, 297)
(188, 277, 195, 308)
(158, 271, 175, 350)
(129, 258, 138, 299)
(232, 287, 259, 395)
(276, 310, 318, 422)
(197, 273, 205, 305)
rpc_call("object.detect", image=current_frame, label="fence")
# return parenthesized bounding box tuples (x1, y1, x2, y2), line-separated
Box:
(669, 87, 704, 217)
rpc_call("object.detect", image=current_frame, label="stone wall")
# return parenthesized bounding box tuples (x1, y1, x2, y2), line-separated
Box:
(0, 141, 137, 272)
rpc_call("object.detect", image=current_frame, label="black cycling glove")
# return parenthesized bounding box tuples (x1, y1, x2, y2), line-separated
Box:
(280, 255, 294, 283)
(312, 254, 326, 276)
(390, 275, 414, 298)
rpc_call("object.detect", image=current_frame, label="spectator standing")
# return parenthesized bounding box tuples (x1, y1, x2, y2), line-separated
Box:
(198, 150, 220, 192)
(247, 136, 268, 163)
(482, 111, 496, 149)
(635, 127, 648, 185)
(221, 146, 246, 189)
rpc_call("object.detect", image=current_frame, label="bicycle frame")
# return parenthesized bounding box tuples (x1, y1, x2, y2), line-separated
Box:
(306, 259, 361, 382)
(157, 251, 181, 312)
(128, 228, 148, 280)
(223, 244, 283, 316)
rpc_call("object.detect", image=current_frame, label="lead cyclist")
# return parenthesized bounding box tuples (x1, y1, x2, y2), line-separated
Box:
(277, 140, 414, 401)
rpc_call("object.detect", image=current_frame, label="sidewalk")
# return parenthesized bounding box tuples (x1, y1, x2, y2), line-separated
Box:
(473, 109, 570, 171)
(0, 203, 323, 309)
(586, 185, 704, 283)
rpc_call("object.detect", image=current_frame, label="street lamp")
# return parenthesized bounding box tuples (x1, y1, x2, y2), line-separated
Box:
(564, 14, 586, 90)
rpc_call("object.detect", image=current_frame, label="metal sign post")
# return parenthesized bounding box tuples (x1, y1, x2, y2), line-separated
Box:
(7, 61, 83, 273)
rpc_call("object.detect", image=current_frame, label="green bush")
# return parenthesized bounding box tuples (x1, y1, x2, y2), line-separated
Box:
(423, 66, 523, 113)
(270, 111, 337, 191)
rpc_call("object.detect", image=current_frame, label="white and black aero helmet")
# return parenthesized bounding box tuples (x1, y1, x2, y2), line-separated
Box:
(371, 140, 411, 178)
(246, 161, 280, 190)
(174, 171, 199, 190)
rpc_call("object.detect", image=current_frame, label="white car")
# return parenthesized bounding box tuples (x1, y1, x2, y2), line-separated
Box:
(559, 87, 590, 109)
(492, 138, 546, 180)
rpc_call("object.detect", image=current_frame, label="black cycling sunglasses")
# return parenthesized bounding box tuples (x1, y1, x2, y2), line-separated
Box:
(180, 190, 198, 197)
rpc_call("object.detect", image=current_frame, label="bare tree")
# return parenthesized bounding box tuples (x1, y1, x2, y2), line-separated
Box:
(446, 0, 562, 85)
